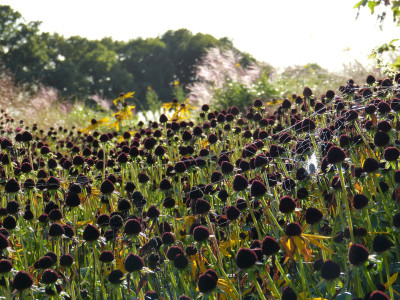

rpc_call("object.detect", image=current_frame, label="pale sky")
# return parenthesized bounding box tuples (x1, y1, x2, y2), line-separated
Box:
(3, 0, 400, 71)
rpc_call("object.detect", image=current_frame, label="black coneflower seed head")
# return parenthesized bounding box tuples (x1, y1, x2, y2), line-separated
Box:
(46, 176, 60, 190)
(195, 199, 211, 214)
(5, 178, 20, 194)
(235, 248, 257, 269)
(42, 269, 59, 284)
(59, 254, 73, 267)
(49, 209, 62, 221)
(162, 232, 175, 245)
(147, 205, 160, 219)
(197, 273, 218, 294)
(109, 215, 124, 231)
(166, 246, 184, 261)
(363, 158, 379, 173)
(2, 215, 16, 230)
(124, 253, 144, 272)
(193, 226, 210, 242)
(6, 200, 20, 214)
(384, 147, 400, 161)
(327, 146, 346, 164)
(373, 235, 393, 253)
(48, 223, 65, 237)
(174, 161, 186, 173)
(320, 260, 340, 280)
(393, 213, 400, 228)
(232, 175, 248, 192)
(368, 290, 390, 300)
(279, 196, 296, 214)
(226, 206, 240, 221)
(250, 180, 267, 197)
(108, 269, 124, 284)
(179, 295, 193, 300)
(297, 187, 308, 199)
(97, 214, 110, 227)
(305, 207, 323, 225)
(100, 179, 115, 194)
(173, 254, 189, 269)
(374, 130, 390, 147)
(348, 244, 369, 266)
(13, 271, 33, 291)
(0, 259, 13, 273)
(285, 222, 302, 237)
(99, 251, 114, 263)
(353, 194, 369, 209)
(261, 236, 280, 256)
(83, 224, 100, 242)
(124, 219, 142, 235)
(0, 233, 9, 250)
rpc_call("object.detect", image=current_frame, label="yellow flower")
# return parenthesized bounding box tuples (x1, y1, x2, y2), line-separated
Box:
(173, 80, 180, 86)
(113, 91, 135, 106)
(281, 232, 333, 262)
(173, 99, 196, 121)
(162, 98, 180, 112)
(79, 117, 110, 134)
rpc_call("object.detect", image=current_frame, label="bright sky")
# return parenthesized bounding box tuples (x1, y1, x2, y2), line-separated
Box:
(3, 0, 400, 72)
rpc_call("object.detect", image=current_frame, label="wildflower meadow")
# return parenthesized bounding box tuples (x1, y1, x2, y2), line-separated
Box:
(0, 70, 399, 300)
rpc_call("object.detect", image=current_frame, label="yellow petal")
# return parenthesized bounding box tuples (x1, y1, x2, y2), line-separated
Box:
(384, 272, 398, 289)
(217, 279, 239, 300)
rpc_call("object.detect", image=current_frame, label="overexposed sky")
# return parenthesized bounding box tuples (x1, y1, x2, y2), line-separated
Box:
(2, 0, 400, 71)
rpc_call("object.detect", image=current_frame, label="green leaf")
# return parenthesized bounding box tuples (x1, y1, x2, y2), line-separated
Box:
(368, 0, 379, 14)
(354, 0, 368, 9)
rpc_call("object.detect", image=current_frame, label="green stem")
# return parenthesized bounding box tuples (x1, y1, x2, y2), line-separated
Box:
(384, 253, 394, 300)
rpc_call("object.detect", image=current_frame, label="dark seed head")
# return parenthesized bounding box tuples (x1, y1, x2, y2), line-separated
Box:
(368, 290, 390, 300)
(147, 205, 160, 219)
(261, 236, 280, 256)
(166, 246, 184, 261)
(59, 254, 74, 267)
(279, 196, 296, 214)
(2, 215, 16, 230)
(109, 215, 124, 231)
(363, 158, 380, 173)
(384, 147, 400, 161)
(83, 224, 100, 242)
(305, 207, 323, 225)
(320, 260, 340, 280)
(124, 219, 142, 235)
(173, 254, 189, 269)
(108, 269, 124, 284)
(235, 248, 257, 269)
(48, 223, 65, 237)
(100, 179, 115, 194)
(374, 131, 390, 147)
(5, 178, 20, 194)
(99, 251, 114, 263)
(232, 175, 248, 192)
(282, 286, 297, 300)
(42, 269, 59, 284)
(13, 271, 33, 291)
(193, 226, 210, 242)
(348, 244, 369, 266)
(250, 180, 267, 197)
(124, 253, 144, 272)
(285, 222, 302, 237)
(353, 194, 369, 210)
(0, 259, 13, 273)
(373, 235, 393, 253)
(195, 199, 211, 215)
(197, 273, 218, 294)
(327, 146, 346, 165)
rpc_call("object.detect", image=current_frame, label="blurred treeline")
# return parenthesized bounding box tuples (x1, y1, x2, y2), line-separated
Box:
(0, 5, 254, 108)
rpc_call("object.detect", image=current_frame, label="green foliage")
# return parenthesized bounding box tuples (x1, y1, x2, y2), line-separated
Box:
(145, 87, 162, 119)
(212, 69, 279, 112)
(0, 6, 244, 109)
